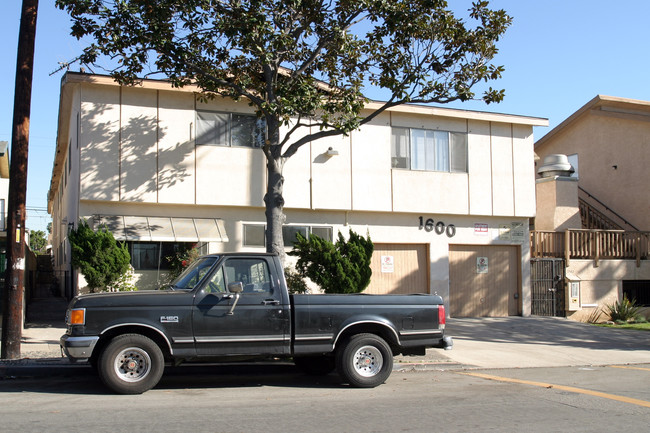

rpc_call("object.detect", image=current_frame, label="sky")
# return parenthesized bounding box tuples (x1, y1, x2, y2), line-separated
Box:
(1, 0, 650, 234)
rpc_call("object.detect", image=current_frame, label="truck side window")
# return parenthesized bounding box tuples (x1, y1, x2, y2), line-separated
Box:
(224, 258, 272, 294)
(204, 266, 226, 293)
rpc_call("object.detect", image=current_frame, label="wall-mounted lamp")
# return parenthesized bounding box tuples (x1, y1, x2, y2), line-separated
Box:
(325, 147, 339, 156)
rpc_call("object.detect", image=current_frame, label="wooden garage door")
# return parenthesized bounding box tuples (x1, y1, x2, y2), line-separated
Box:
(449, 245, 520, 317)
(366, 244, 429, 295)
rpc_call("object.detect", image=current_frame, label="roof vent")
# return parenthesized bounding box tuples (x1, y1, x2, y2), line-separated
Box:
(538, 154, 575, 178)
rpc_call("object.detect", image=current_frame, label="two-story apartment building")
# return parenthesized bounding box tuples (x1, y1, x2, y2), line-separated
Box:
(48, 72, 548, 317)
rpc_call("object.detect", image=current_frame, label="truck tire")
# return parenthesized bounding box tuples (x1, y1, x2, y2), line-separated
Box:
(336, 333, 393, 388)
(98, 334, 165, 394)
(294, 356, 336, 376)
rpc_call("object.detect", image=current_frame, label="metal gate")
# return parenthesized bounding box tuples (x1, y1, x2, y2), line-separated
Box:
(531, 258, 565, 317)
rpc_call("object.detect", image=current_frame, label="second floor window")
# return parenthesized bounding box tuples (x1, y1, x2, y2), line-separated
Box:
(196, 110, 266, 147)
(243, 224, 333, 247)
(391, 127, 467, 173)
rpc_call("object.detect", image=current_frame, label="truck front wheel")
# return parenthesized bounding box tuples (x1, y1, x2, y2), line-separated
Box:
(98, 334, 165, 394)
(336, 333, 393, 388)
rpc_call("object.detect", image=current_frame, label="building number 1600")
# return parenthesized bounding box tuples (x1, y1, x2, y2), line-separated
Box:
(418, 216, 456, 237)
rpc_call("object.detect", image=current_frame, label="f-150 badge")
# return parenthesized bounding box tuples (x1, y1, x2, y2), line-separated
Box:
(160, 316, 179, 323)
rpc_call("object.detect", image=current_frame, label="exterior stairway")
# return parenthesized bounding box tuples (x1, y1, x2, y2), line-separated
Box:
(578, 187, 638, 231)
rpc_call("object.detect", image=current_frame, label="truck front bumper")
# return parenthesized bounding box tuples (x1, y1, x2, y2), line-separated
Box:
(60, 334, 99, 362)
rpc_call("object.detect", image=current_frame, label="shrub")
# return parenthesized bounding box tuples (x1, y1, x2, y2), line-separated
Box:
(606, 296, 642, 323)
(69, 219, 131, 293)
(105, 265, 138, 292)
(284, 267, 309, 294)
(165, 244, 201, 283)
(289, 229, 373, 294)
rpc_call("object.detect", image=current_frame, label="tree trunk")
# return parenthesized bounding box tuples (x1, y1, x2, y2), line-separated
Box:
(263, 122, 287, 265)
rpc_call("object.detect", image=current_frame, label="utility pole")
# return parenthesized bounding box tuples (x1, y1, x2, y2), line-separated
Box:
(1, 0, 38, 360)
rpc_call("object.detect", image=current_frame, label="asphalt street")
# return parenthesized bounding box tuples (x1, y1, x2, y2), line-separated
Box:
(1, 363, 649, 432)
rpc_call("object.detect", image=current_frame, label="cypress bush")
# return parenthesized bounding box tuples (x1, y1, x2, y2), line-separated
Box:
(289, 229, 373, 294)
(68, 219, 131, 292)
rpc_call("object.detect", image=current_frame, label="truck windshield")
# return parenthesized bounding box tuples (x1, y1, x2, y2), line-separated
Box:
(168, 256, 219, 290)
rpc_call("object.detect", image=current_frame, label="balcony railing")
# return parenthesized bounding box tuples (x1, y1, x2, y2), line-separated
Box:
(530, 229, 650, 267)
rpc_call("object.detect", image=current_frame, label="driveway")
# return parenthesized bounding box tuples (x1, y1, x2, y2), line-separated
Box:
(438, 316, 650, 368)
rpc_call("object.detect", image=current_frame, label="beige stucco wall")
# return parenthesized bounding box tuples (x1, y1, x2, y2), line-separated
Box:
(535, 100, 650, 230)
(566, 259, 650, 322)
(535, 177, 582, 231)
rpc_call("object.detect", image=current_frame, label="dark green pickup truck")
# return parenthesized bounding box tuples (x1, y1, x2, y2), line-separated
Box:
(61, 253, 451, 394)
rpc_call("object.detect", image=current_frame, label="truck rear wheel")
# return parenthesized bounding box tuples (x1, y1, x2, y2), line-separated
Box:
(336, 333, 393, 388)
(98, 334, 164, 394)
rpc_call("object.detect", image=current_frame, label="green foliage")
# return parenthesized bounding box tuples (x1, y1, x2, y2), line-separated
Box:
(606, 296, 643, 323)
(165, 245, 201, 283)
(596, 322, 650, 331)
(68, 220, 131, 292)
(289, 230, 373, 294)
(105, 265, 138, 292)
(29, 230, 48, 254)
(56, 0, 512, 258)
(284, 267, 309, 294)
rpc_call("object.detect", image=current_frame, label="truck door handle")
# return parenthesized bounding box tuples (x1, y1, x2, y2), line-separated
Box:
(263, 299, 280, 306)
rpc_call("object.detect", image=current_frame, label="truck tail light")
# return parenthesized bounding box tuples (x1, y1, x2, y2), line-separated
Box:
(69, 308, 86, 325)
(438, 305, 446, 328)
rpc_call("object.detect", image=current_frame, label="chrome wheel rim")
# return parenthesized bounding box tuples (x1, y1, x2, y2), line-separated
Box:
(353, 345, 383, 377)
(114, 347, 151, 382)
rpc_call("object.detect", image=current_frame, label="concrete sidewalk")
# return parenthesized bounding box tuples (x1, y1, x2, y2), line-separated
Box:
(2, 301, 650, 375)
(397, 316, 650, 369)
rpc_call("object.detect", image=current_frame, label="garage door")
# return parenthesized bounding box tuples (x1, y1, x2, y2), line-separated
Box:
(449, 245, 520, 317)
(366, 244, 429, 295)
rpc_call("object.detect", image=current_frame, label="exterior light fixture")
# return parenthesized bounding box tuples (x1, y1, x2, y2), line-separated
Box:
(325, 147, 339, 156)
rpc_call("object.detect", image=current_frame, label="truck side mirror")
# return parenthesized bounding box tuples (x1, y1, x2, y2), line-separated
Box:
(226, 282, 243, 315)
(228, 282, 244, 293)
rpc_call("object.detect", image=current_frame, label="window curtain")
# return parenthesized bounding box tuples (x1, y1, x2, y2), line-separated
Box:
(434, 131, 449, 171)
(450, 132, 468, 172)
(196, 111, 229, 145)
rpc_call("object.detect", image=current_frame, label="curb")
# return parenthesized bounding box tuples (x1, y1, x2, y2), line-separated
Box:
(0, 358, 94, 379)
(0, 358, 465, 379)
(393, 361, 466, 371)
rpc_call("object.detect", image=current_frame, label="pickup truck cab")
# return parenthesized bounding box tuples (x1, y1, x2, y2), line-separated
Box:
(61, 253, 451, 394)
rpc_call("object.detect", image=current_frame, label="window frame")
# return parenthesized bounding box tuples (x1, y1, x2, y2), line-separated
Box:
(391, 126, 468, 173)
(196, 110, 265, 148)
(127, 241, 207, 271)
(242, 224, 334, 247)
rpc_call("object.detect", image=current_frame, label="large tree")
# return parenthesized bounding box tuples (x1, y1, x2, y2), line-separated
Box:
(56, 0, 511, 260)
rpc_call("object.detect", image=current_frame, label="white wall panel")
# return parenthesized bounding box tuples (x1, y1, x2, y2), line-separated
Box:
(351, 116, 392, 211)
(158, 91, 196, 204)
(120, 87, 158, 202)
(491, 123, 515, 216)
(392, 170, 469, 214)
(80, 85, 120, 201)
(282, 124, 312, 209)
(467, 120, 493, 216)
(196, 145, 266, 206)
(311, 133, 351, 210)
(512, 124, 536, 217)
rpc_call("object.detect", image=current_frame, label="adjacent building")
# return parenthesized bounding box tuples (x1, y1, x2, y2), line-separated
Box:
(48, 72, 548, 317)
(532, 95, 650, 320)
